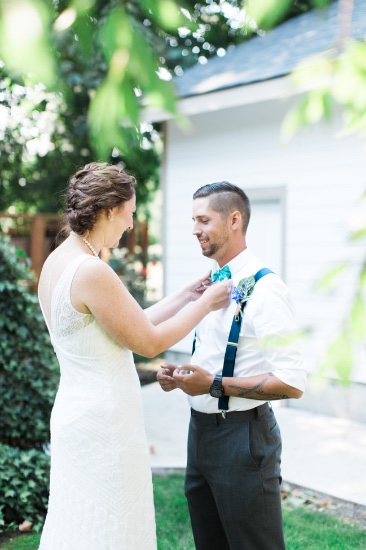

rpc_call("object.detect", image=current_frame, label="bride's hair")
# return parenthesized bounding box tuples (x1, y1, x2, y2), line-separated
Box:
(63, 162, 136, 235)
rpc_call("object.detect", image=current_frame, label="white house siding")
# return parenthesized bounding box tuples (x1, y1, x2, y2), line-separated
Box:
(162, 97, 366, 420)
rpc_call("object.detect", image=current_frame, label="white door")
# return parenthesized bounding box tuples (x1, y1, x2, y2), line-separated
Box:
(247, 198, 284, 279)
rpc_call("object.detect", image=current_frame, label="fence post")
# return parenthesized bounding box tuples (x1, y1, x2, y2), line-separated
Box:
(141, 222, 148, 268)
(31, 215, 46, 281)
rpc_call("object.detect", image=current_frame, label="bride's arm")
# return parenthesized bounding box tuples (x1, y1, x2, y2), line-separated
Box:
(144, 273, 211, 325)
(71, 260, 230, 358)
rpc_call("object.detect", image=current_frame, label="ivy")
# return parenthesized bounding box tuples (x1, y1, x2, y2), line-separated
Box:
(0, 235, 59, 449)
(0, 236, 58, 531)
(0, 444, 50, 532)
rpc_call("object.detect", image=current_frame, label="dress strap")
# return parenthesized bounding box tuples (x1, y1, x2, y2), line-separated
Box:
(52, 254, 99, 307)
(39, 254, 99, 338)
(57, 254, 98, 287)
(38, 291, 53, 338)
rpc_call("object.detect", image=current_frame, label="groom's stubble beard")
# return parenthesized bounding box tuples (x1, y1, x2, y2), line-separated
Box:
(201, 225, 230, 259)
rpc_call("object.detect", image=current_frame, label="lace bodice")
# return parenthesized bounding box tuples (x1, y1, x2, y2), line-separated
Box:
(57, 299, 92, 338)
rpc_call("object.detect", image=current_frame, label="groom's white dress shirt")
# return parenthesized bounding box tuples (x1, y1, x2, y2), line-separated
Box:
(188, 248, 307, 414)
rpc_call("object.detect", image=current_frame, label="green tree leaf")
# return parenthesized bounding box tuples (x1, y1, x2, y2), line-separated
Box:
(316, 263, 348, 292)
(245, 0, 293, 31)
(322, 332, 353, 384)
(0, 0, 56, 87)
(349, 295, 366, 341)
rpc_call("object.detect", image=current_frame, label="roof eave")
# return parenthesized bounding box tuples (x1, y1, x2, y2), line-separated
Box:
(142, 73, 308, 123)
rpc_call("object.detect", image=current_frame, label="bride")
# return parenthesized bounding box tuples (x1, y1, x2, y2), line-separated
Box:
(37, 161, 231, 550)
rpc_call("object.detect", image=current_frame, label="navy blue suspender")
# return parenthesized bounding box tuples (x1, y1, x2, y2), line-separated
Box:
(192, 268, 274, 410)
(218, 268, 273, 410)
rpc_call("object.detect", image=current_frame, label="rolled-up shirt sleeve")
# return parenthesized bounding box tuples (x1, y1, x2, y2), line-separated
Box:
(251, 276, 307, 392)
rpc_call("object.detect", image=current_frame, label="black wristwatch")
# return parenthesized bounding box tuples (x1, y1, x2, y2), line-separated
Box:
(209, 375, 224, 398)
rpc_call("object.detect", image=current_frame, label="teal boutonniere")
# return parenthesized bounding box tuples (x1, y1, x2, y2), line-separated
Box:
(231, 275, 256, 321)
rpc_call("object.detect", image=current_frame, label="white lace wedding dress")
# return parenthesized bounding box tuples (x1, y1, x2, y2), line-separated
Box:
(38, 254, 157, 549)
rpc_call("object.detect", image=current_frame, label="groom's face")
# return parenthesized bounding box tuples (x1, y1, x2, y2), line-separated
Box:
(192, 196, 231, 263)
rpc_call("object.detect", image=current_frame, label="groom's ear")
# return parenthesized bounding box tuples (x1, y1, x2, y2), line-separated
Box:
(229, 210, 242, 230)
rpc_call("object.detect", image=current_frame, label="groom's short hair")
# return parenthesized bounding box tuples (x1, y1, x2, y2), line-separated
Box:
(193, 181, 251, 233)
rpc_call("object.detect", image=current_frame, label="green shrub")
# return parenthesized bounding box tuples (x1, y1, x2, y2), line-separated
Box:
(108, 246, 148, 307)
(0, 444, 50, 532)
(0, 236, 59, 449)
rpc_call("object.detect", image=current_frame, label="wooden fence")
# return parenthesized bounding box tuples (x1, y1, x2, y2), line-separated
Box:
(0, 213, 148, 283)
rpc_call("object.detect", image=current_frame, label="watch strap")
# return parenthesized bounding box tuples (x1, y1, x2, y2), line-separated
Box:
(210, 374, 224, 397)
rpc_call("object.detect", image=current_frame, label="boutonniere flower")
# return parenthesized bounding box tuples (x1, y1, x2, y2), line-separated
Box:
(231, 275, 256, 321)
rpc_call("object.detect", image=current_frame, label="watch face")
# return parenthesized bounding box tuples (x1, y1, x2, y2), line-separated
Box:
(210, 376, 224, 398)
(210, 388, 223, 398)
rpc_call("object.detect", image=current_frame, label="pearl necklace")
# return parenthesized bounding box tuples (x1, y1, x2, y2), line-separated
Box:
(70, 231, 99, 257)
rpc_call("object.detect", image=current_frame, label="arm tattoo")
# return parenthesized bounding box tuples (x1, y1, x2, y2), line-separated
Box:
(228, 373, 290, 400)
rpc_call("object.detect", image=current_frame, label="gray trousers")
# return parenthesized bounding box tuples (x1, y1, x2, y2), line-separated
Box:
(184, 403, 286, 550)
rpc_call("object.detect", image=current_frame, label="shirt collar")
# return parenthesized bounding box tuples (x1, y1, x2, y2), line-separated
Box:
(213, 247, 253, 277)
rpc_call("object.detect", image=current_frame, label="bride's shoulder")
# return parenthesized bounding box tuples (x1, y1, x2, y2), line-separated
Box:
(74, 255, 118, 285)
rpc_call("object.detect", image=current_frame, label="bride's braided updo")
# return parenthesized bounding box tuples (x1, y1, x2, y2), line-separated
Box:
(65, 162, 136, 235)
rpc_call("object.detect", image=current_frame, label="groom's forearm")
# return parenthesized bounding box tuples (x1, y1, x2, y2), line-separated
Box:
(223, 373, 303, 400)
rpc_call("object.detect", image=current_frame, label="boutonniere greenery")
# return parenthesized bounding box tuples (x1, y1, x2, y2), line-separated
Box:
(231, 275, 256, 321)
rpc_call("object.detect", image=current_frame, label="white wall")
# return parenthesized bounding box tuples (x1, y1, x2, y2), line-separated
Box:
(162, 98, 366, 388)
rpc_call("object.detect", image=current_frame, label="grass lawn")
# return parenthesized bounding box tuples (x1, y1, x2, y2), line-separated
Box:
(1, 473, 365, 549)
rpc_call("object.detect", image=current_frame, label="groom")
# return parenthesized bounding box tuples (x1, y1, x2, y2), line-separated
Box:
(157, 182, 307, 550)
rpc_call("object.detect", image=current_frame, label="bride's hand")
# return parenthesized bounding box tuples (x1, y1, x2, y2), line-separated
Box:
(184, 271, 212, 302)
(201, 279, 232, 311)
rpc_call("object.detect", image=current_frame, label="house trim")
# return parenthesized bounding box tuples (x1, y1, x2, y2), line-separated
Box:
(142, 74, 306, 123)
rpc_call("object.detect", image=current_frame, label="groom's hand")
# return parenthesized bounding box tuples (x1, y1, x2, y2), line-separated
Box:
(173, 365, 214, 396)
(156, 363, 178, 392)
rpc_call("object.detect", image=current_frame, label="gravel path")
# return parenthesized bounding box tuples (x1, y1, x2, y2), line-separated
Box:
(282, 481, 366, 530)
